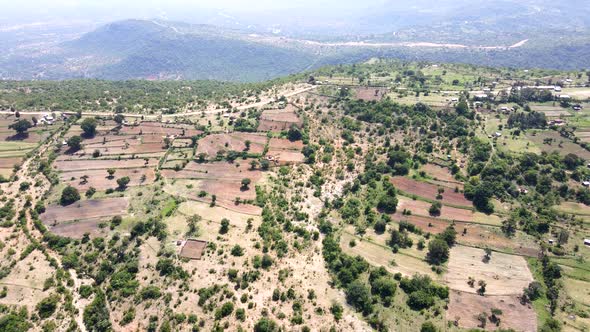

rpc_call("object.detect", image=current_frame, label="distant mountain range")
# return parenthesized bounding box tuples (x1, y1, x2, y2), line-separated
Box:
(1, 16, 589, 82)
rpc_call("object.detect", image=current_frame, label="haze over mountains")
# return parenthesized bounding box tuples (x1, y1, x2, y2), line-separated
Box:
(1, 0, 590, 81)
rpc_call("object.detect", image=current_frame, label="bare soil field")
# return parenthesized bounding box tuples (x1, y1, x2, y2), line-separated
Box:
(397, 196, 474, 221)
(267, 138, 305, 165)
(196, 132, 267, 157)
(54, 158, 158, 171)
(0, 157, 22, 168)
(59, 167, 156, 191)
(391, 176, 472, 207)
(74, 142, 166, 156)
(40, 197, 129, 225)
(50, 219, 110, 238)
(119, 122, 202, 137)
(268, 138, 304, 150)
(445, 245, 534, 295)
(164, 179, 262, 215)
(353, 87, 388, 101)
(179, 239, 208, 259)
(162, 160, 262, 182)
(447, 290, 537, 331)
(420, 163, 461, 184)
(257, 106, 303, 132)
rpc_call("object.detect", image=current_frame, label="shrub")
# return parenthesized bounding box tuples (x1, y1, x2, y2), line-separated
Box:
(214, 302, 234, 320)
(37, 294, 59, 319)
(60, 186, 80, 206)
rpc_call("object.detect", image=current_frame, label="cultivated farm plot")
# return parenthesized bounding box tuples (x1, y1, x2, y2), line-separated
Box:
(59, 167, 156, 191)
(391, 176, 472, 207)
(267, 138, 305, 165)
(447, 290, 537, 332)
(163, 161, 263, 214)
(563, 277, 590, 307)
(196, 132, 267, 158)
(353, 87, 388, 101)
(257, 106, 303, 132)
(179, 239, 208, 260)
(555, 201, 590, 216)
(339, 232, 436, 279)
(119, 122, 203, 137)
(526, 131, 590, 160)
(54, 157, 158, 172)
(419, 163, 461, 184)
(392, 213, 538, 256)
(40, 198, 129, 237)
(397, 196, 474, 221)
(445, 245, 534, 296)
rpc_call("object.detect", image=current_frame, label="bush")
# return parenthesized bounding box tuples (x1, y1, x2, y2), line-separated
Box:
(80, 118, 98, 137)
(427, 238, 449, 265)
(254, 318, 279, 332)
(421, 321, 438, 332)
(214, 302, 234, 320)
(407, 290, 435, 310)
(377, 195, 398, 213)
(60, 185, 80, 206)
(140, 286, 161, 300)
(231, 245, 244, 256)
(37, 294, 59, 319)
(345, 280, 373, 315)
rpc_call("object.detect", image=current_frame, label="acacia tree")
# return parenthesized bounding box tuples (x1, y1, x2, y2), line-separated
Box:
(80, 118, 98, 137)
(9, 119, 32, 135)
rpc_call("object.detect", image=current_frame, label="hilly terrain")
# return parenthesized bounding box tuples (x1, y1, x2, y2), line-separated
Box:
(2, 9, 590, 82)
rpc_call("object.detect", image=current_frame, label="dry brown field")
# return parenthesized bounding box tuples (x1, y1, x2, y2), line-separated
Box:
(391, 176, 472, 207)
(179, 239, 208, 259)
(40, 197, 129, 225)
(54, 158, 158, 171)
(196, 132, 267, 157)
(257, 106, 303, 132)
(59, 167, 156, 191)
(447, 290, 537, 331)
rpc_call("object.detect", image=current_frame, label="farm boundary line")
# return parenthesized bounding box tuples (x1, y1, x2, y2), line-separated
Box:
(184, 197, 261, 217)
(392, 213, 503, 229)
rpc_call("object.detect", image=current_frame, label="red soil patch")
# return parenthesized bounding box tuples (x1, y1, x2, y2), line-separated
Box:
(119, 122, 202, 137)
(268, 138, 304, 150)
(59, 168, 156, 191)
(162, 161, 262, 182)
(257, 106, 303, 132)
(397, 197, 473, 221)
(162, 161, 263, 215)
(40, 197, 129, 225)
(421, 163, 462, 185)
(0, 157, 22, 168)
(353, 87, 388, 101)
(74, 142, 166, 156)
(391, 176, 472, 207)
(54, 158, 158, 171)
(180, 239, 208, 260)
(196, 133, 267, 158)
(447, 290, 537, 332)
(266, 138, 304, 165)
(50, 219, 109, 239)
